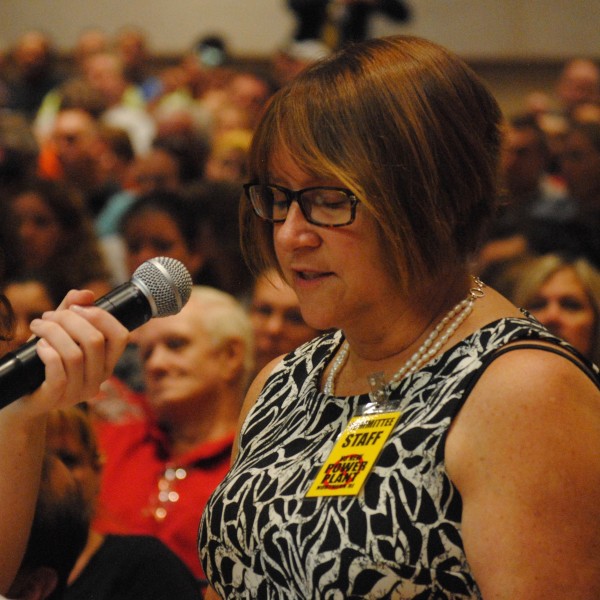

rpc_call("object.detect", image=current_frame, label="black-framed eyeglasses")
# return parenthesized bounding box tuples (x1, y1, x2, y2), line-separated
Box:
(243, 183, 360, 227)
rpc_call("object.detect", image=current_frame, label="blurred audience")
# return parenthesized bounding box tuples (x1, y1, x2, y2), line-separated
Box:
(249, 267, 321, 374)
(94, 287, 253, 583)
(0, 201, 24, 284)
(203, 127, 252, 183)
(8, 177, 112, 298)
(72, 28, 110, 70)
(114, 27, 156, 97)
(45, 407, 202, 599)
(287, 0, 411, 48)
(477, 114, 571, 275)
(152, 128, 210, 185)
(555, 58, 600, 119)
(509, 254, 600, 365)
(91, 123, 136, 222)
(478, 114, 600, 275)
(222, 69, 274, 129)
(271, 38, 331, 88)
(5, 30, 65, 119)
(127, 146, 182, 196)
(0, 112, 39, 198)
(561, 120, 600, 217)
(40, 107, 103, 201)
(34, 49, 154, 155)
(113, 190, 207, 392)
(5, 453, 88, 600)
(499, 114, 571, 221)
(2, 274, 58, 347)
(119, 190, 204, 280)
(83, 51, 155, 155)
(186, 180, 254, 298)
(544, 120, 600, 267)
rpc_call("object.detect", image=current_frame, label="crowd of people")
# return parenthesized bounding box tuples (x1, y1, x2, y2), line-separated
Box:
(0, 22, 599, 600)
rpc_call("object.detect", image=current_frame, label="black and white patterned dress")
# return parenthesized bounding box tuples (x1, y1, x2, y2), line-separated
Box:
(199, 316, 598, 599)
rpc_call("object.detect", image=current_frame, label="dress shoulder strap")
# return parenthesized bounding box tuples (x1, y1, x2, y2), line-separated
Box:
(462, 340, 600, 401)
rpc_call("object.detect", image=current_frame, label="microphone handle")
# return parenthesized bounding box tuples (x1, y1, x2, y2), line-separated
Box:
(0, 282, 152, 410)
(95, 281, 153, 331)
(0, 339, 45, 409)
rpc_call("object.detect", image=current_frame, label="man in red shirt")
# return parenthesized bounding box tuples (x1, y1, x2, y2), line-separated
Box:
(94, 286, 254, 582)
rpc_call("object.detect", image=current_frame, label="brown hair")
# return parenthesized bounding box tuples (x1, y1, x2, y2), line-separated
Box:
(240, 35, 502, 293)
(47, 407, 103, 470)
(10, 178, 111, 296)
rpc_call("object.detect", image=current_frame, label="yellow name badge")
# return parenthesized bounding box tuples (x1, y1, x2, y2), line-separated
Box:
(305, 411, 402, 497)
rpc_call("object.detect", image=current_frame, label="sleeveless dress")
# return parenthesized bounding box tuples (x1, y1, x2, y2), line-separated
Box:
(199, 315, 599, 599)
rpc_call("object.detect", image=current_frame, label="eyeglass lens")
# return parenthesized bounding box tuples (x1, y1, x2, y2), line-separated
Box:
(249, 185, 355, 226)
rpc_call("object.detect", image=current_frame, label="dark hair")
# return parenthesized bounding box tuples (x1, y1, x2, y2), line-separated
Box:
(0, 201, 23, 282)
(0, 112, 39, 194)
(568, 120, 600, 153)
(119, 189, 200, 252)
(185, 181, 253, 297)
(10, 177, 110, 295)
(508, 113, 550, 156)
(153, 131, 210, 183)
(0, 294, 15, 345)
(21, 453, 89, 599)
(192, 34, 229, 68)
(98, 124, 135, 163)
(241, 35, 502, 293)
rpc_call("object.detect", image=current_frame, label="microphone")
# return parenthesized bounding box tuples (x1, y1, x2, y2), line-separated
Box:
(0, 256, 193, 409)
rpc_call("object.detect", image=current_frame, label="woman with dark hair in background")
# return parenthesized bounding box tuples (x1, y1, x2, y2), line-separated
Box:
(8, 177, 112, 299)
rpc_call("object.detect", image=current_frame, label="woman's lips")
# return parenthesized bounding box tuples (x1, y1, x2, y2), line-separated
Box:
(294, 269, 333, 282)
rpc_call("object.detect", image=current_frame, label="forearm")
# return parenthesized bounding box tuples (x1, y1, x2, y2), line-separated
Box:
(0, 404, 47, 593)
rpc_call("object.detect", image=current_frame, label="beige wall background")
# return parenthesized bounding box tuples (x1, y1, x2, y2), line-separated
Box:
(2, 0, 598, 57)
(2, 0, 599, 115)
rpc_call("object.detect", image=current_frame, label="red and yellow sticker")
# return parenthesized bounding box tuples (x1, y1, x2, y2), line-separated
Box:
(305, 411, 402, 497)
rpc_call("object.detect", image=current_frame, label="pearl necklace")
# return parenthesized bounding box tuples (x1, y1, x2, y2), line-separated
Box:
(323, 277, 485, 396)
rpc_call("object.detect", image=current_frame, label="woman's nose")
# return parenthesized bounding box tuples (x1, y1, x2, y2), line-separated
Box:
(274, 202, 320, 250)
(535, 302, 562, 327)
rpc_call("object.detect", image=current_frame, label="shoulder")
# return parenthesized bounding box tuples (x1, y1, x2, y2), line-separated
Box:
(448, 346, 600, 479)
(446, 346, 600, 597)
(94, 418, 152, 463)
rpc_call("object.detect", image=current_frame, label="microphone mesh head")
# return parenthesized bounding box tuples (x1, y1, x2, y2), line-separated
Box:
(132, 257, 193, 317)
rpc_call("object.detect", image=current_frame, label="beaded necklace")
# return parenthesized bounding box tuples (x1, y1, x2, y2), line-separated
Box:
(323, 277, 485, 396)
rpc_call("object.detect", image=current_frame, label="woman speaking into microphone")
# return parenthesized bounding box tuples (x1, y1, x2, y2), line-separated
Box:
(200, 35, 600, 599)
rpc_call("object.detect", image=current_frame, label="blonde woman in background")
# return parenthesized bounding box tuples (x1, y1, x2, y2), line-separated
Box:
(511, 253, 600, 365)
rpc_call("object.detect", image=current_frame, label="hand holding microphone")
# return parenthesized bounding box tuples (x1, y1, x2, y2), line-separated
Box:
(0, 257, 193, 410)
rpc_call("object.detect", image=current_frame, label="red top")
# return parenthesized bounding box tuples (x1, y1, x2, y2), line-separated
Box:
(95, 418, 233, 580)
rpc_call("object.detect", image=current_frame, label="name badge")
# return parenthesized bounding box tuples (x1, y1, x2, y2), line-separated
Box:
(305, 410, 402, 497)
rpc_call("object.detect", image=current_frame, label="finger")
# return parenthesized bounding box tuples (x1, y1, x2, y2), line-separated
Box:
(26, 322, 84, 411)
(31, 336, 78, 410)
(37, 309, 114, 400)
(68, 305, 130, 377)
(56, 289, 96, 310)
(30, 315, 91, 402)
(52, 290, 129, 377)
